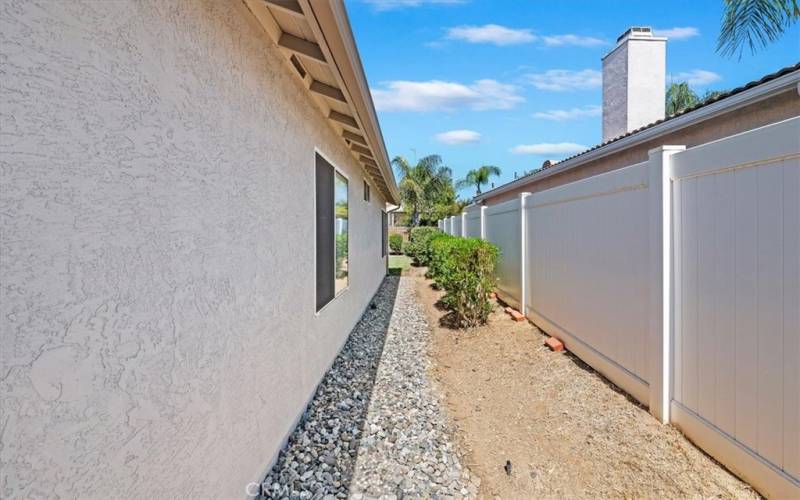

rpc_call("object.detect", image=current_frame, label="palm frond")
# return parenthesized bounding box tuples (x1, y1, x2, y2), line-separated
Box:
(417, 154, 443, 172)
(391, 156, 411, 178)
(481, 165, 502, 177)
(717, 0, 799, 58)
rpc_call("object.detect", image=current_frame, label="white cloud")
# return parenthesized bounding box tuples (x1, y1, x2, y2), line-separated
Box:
(533, 105, 601, 121)
(442, 25, 607, 48)
(511, 142, 588, 155)
(371, 79, 523, 112)
(653, 27, 700, 40)
(363, 0, 465, 11)
(435, 129, 481, 144)
(525, 69, 602, 91)
(670, 69, 722, 86)
(541, 34, 607, 47)
(446, 24, 536, 45)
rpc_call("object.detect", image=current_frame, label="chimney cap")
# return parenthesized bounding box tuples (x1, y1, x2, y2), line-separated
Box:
(617, 26, 654, 42)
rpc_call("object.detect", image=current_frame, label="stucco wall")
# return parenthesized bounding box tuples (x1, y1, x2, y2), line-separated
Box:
(0, 1, 388, 498)
(484, 89, 800, 205)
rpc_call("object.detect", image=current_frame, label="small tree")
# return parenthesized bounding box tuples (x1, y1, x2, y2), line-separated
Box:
(666, 82, 699, 115)
(392, 154, 454, 226)
(667, 82, 729, 115)
(457, 165, 502, 196)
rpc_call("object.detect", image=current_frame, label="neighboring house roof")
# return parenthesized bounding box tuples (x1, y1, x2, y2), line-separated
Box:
(475, 62, 800, 203)
(243, 0, 401, 204)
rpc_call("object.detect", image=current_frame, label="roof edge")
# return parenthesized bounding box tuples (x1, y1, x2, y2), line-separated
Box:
(475, 66, 800, 203)
(305, 0, 401, 204)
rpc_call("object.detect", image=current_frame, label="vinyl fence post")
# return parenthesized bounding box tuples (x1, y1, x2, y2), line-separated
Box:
(461, 212, 467, 237)
(480, 206, 487, 239)
(647, 145, 685, 424)
(519, 192, 531, 317)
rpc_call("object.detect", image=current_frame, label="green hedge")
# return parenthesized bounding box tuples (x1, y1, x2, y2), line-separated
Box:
(389, 234, 403, 254)
(404, 226, 440, 265)
(426, 234, 498, 328)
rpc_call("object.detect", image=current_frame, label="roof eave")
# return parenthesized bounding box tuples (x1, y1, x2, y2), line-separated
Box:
(303, 0, 401, 205)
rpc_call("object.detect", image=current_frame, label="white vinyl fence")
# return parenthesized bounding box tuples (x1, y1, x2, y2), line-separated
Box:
(452, 214, 463, 237)
(464, 204, 484, 238)
(484, 197, 525, 310)
(668, 118, 799, 497)
(437, 116, 799, 498)
(525, 159, 659, 405)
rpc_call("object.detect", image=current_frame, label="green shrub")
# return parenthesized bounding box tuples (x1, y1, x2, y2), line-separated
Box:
(427, 235, 498, 328)
(389, 234, 403, 254)
(425, 234, 452, 279)
(405, 226, 440, 265)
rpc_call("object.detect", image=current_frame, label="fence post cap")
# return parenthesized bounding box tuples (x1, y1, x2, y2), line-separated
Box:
(648, 145, 686, 157)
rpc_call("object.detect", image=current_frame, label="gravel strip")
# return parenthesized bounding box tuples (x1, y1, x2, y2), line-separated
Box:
(349, 276, 476, 500)
(260, 277, 398, 499)
(259, 276, 475, 500)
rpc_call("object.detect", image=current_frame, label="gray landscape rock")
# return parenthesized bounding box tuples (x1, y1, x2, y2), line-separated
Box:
(258, 277, 476, 499)
(350, 278, 475, 499)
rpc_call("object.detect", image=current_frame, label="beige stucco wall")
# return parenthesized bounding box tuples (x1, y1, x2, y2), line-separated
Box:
(485, 89, 800, 204)
(0, 0, 388, 498)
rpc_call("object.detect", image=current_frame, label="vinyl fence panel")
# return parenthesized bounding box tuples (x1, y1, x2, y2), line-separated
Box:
(485, 197, 524, 310)
(464, 205, 484, 238)
(452, 214, 463, 237)
(668, 117, 799, 498)
(525, 160, 656, 405)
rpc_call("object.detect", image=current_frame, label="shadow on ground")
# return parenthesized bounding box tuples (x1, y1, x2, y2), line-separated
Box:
(258, 276, 400, 499)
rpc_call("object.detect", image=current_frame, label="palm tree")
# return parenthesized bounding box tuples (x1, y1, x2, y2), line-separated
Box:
(665, 82, 699, 116)
(717, 0, 799, 58)
(392, 154, 453, 226)
(456, 165, 502, 196)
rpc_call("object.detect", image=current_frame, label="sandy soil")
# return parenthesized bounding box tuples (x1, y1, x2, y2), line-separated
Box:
(409, 266, 760, 499)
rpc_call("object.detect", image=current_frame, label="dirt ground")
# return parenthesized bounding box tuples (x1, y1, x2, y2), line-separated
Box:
(409, 266, 760, 499)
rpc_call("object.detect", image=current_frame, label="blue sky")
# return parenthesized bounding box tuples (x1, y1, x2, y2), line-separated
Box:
(347, 0, 799, 198)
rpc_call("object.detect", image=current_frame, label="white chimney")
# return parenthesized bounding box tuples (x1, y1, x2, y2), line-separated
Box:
(602, 27, 666, 142)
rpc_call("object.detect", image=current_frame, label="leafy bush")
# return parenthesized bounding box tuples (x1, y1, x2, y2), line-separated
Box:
(404, 226, 440, 265)
(389, 234, 403, 254)
(425, 234, 452, 280)
(426, 235, 498, 328)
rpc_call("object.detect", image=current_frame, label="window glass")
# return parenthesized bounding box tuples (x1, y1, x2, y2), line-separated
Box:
(334, 172, 348, 294)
